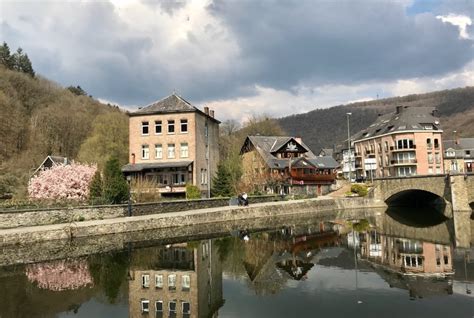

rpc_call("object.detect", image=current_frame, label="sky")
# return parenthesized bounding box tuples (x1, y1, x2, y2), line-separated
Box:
(1, 0, 473, 122)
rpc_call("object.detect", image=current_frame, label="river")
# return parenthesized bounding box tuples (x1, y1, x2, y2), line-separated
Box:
(0, 208, 472, 318)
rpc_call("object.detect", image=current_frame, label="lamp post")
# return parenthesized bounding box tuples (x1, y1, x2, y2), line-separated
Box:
(346, 112, 352, 183)
(126, 175, 132, 217)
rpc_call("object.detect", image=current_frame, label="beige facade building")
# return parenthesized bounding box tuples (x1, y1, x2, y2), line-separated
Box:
(443, 138, 474, 173)
(128, 241, 223, 318)
(122, 94, 220, 197)
(352, 106, 444, 179)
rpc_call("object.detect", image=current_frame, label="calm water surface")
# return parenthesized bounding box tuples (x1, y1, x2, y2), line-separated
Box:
(0, 209, 472, 318)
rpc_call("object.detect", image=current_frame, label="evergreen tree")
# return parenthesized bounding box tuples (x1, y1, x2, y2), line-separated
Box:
(12, 48, 35, 77)
(102, 156, 128, 204)
(67, 85, 87, 96)
(0, 42, 13, 69)
(212, 164, 233, 197)
(89, 170, 103, 200)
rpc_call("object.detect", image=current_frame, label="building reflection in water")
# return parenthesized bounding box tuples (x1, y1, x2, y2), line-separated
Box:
(355, 228, 455, 298)
(128, 240, 223, 318)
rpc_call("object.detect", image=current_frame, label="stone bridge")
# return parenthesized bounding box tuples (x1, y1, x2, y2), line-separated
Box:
(372, 173, 474, 247)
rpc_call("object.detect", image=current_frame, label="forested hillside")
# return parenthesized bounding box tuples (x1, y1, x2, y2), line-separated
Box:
(0, 65, 128, 198)
(278, 86, 474, 153)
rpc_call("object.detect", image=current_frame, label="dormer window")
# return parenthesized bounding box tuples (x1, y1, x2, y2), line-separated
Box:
(423, 124, 433, 130)
(141, 121, 149, 135)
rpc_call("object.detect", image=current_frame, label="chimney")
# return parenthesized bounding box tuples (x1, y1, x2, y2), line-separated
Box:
(295, 136, 302, 144)
(131, 153, 135, 165)
(432, 109, 439, 117)
(204, 106, 209, 115)
(396, 106, 403, 114)
(454, 131, 459, 145)
(210, 110, 214, 118)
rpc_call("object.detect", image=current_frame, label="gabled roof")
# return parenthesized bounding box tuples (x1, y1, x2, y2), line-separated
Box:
(443, 138, 474, 158)
(32, 155, 69, 176)
(240, 136, 339, 169)
(319, 148, 334, 156)
(353, 106, 442, 142)
(130, 93, 220, 123)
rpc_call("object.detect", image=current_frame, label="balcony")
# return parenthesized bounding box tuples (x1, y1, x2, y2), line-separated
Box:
(391, 145, 417, 152)
(390, 159, 417, 166)
(290, 171, 336, 183)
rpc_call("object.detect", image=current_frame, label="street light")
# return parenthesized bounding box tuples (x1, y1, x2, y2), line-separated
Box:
(346, 112, 352, 183)
(126, 175, 132, 217)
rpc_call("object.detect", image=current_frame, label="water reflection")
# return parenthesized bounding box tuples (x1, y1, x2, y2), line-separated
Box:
(128, 242, 223, 318)
(0, 211, 472, 317)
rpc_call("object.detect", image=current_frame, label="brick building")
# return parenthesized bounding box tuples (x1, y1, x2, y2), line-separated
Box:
(352, 106, 444, 179)
(122, 94, 220, 197)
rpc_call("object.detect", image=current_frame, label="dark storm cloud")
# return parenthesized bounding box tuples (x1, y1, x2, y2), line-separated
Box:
(1, 0, 473, 107)
(207, 0, 474, 90)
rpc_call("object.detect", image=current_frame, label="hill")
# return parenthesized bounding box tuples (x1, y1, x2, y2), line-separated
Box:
(0, 66, 127, 198)
(277, 86, 474, 153)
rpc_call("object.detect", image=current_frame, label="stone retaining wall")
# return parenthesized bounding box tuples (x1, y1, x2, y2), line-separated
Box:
(0, 195, 280, 229)
(0, 197, 387, 246)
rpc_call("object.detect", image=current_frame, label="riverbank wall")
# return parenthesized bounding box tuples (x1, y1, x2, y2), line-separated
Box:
(0, 195, 279, 229)
(0, 197, 386, 248)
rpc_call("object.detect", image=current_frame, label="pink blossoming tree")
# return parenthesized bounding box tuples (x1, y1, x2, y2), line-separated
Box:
(28, 162, 97, 201)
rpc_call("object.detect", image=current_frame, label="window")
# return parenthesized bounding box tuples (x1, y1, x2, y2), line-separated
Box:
(182, 275, 190, 290)
(141, 274, 150, 288)
(428, 153, 433, 164)
(142, 121, 149, 135)
(434, 138, 439, 149)
(180, 119, 188, 133)
(397, 139, 414, 149)
(141, 300, 150, 313)
(435, 152, 441, 164)
(384, 141, 388, 152)
(155, 274, 163, 289)
(466, 150, 471, 156)
(168, 120, 175, 134)
(154, 144, 162, 159)
(142, 145, 149, 160)
(427, 138, 432, 148)
(167, 144, 175, 158)
(444, 255, 449, 265)
(169, 301, 177, 313)
(155, 120, 162, 134)
(182, 302, 191, 315)
(201, 169, 207, 185)
(168, 274, 176, 290)
(180, 143, 189, 158)
(156, 301, 163, 312)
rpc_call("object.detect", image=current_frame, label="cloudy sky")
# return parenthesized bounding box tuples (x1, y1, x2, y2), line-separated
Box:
(1, 0, 473, 121)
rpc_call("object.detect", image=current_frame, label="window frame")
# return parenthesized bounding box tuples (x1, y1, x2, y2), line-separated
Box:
(141, 121, 149, 135)
(168, 120, 175, 134)
(167, 144, 175, 159)
(142, 144, 150, 160)
(155, 120, 162, 135)
(180, 142, 189, 158)
(180, 119, 188, 133)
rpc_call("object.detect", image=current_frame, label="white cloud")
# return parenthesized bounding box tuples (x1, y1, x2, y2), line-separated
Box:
(436, 14, 472, 39)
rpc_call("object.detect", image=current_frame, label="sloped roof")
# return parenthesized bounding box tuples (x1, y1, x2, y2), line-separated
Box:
(443, 138, 474, 158)
(353, 106, 441, 142)
(130, 93, 220, 123)
(319, 148, 334, 156)
(32, 155, 69, 176)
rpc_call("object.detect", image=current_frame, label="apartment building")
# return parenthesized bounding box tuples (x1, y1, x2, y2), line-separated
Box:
(352, 106, 444, 178)
(122, 94, 220, 197)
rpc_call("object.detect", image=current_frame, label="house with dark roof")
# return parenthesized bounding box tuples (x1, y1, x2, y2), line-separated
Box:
(352, 106, 444, 178)
(443, 137, 474, 173)
(122, 94, 220, 198)
(32, 155, 69, 176)
(240, 136, 339, 195)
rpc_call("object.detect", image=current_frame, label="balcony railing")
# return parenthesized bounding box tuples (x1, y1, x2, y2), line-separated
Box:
(390, 159, 417, 165)
(391, 145, 417, 152)
(289, 171, 336, 182)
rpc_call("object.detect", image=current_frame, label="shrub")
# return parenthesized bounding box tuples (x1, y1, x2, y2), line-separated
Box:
(350, 184, 368, 197)
(131, 177, 160, 203)
(89, 170, 103, 200)
(28, 162, 96, 201)
(186, 184, 201, 199)
(102, 157, 128, 204)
